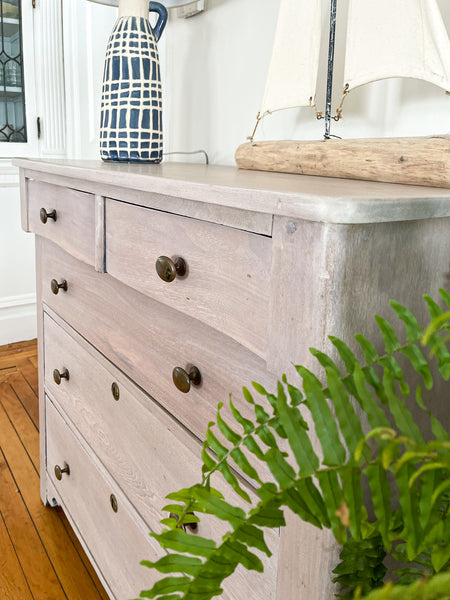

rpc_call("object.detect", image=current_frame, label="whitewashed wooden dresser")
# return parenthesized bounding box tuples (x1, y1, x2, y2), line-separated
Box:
(15, 158, 450, 600)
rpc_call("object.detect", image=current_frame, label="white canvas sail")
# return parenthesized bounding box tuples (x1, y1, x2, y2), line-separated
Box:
(259, 0, 322, 118)
(344, 0, 450, 93)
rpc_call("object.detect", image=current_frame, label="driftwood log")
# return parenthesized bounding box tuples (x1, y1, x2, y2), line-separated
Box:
(235, 135, 450, 188)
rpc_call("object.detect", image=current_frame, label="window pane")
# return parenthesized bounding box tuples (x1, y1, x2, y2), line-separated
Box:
(0, 0, 26, 142)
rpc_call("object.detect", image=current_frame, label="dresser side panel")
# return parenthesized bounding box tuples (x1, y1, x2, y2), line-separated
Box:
(35, 236, 47, 504)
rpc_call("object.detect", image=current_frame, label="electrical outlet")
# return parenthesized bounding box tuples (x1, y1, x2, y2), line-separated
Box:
(176, 0, 204, 18)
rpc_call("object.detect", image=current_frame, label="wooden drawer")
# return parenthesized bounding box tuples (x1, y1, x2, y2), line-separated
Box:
(45, 398, 163, 600)
(44, 315, 279, 600)
(39, 237, 278, 447)
(105, 199, 271, 358)
(28, 180, 95, 266)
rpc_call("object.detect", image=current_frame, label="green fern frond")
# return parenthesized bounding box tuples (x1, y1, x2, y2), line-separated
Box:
(140, 293, 450, 600)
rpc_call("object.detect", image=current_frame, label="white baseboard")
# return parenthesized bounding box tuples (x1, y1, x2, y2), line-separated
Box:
(0, 293, 37, 346)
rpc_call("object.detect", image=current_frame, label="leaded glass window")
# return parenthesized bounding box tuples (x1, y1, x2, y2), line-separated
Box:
(0, 0, 26, 142)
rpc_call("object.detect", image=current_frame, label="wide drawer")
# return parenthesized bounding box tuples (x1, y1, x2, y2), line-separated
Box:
(46, 397, 163, 600)
(28, 180, 95, 266)
(44, 315, 279, 600)
(39, 237, 278, 447)
(105, 199, 271, 358)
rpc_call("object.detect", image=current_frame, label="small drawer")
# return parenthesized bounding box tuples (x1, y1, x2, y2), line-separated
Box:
(105, 199, 271, 358)
(39, 238, 278, 450)
(28, 180, 95, 266)
(44, 316, 279, 600)
(46, 398, 163, 600)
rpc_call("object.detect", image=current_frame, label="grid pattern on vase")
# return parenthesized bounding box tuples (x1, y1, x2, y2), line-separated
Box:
(100, 16, 162, 162)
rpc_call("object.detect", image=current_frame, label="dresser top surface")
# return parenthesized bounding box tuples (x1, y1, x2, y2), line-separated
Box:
(14, 158, 450, 224)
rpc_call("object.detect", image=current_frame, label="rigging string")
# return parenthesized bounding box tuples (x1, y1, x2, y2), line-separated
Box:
(335, 83, 350, 121)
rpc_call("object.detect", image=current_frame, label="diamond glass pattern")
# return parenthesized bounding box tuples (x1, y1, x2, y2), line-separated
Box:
(0, 0, 26, 142)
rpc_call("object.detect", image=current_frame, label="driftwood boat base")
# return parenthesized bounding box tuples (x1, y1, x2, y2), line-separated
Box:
(235, 135, 450, 189)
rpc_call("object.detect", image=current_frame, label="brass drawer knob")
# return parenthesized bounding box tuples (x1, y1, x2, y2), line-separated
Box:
(169, 512, 198, 532)
(110, 494, 118, 512)
(40, 208, 57, 223)
(155, 256, 186, 282)
(111, 382, 120, 401)
(51, 279, 68, 295)
(54, 462, 70, 480)
(172, 366, 201, 393)
(53, 368, 69, 385)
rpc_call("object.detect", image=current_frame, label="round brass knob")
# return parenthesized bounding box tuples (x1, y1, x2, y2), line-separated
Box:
(54, 462, 70, 481)
(172, 366, 201, 393)
(51, 279, 68, 295)
(40, 208, 57, 223)
(169, 512, 198, 532)
(155, 256, 186, 282)
(53, 368, 69, 385)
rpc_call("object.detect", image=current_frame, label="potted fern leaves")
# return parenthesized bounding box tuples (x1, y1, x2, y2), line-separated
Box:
(137, 291, 450, 600)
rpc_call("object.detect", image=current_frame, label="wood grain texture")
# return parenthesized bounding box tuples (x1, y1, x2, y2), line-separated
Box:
(106, 199, 271, 358)
(94, 195, 105, 273)
(0, 514, 34, 600)
(46, 398, 163, 600)
(44, 313, 279, 600)
(15, 159, 450, 225)
(0, 343, 110, 600)
(23, 161, 450, 600)
(235, 136, 450, 189)
(27, 179, 95, 266)
(19, 170, 29, 232)
(39, 238, 278, 451)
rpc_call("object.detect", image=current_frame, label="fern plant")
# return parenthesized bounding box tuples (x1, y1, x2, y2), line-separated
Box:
(137, 291, 450, 600)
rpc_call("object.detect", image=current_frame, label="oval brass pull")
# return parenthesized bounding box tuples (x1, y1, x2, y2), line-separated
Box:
(169, 512, 198, 532)
(110, 494, 118, 513)
(54, 462, 70, 481)
(111, 382, 120, 401)
(51, 279, 68, 295)
(172, 366, 201, 393)
(53, 368, 69, 385)
(40, 208, 57, 223)
(155, 256, 186, 282)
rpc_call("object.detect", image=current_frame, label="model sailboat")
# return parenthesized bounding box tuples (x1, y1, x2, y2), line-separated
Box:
(235, 0, 450, 188)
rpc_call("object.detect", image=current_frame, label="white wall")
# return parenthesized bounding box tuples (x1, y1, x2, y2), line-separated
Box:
(0, 181, 36, 345)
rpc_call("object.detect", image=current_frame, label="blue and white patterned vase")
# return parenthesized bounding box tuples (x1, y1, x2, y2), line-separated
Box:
(100, 0, 168, 163)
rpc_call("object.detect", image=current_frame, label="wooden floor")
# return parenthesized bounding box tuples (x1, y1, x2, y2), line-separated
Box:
(0, 339, 110, 600)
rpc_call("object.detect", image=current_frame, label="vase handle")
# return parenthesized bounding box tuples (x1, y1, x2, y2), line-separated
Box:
(149, 2, 168, 42)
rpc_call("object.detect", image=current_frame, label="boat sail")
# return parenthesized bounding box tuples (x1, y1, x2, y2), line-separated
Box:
(258, 0, 322, 120)
(236, 0, 450, 188)
(344, 0, 450, 95)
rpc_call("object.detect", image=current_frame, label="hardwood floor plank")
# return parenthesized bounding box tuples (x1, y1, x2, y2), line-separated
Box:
(0, 348, 38, 363)
(56, 509, 111, 600)
(0, 394, 108, 600)
(0, 339, 109, 600)
(0, 366, 18, 382)
(0, 381, 39, 472)
(0, 512, 34, 600)
(0, 450, 66, 600)
(8, 372, 40, 430)
(0, 339, 37, 356)
(19, 358, 39, 397)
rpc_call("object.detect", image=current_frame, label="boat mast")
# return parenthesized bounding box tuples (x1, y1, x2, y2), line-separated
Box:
(324, 0, 338, 139)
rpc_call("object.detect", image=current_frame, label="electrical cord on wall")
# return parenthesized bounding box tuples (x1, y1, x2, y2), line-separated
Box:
(163, 150, 209, 164)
